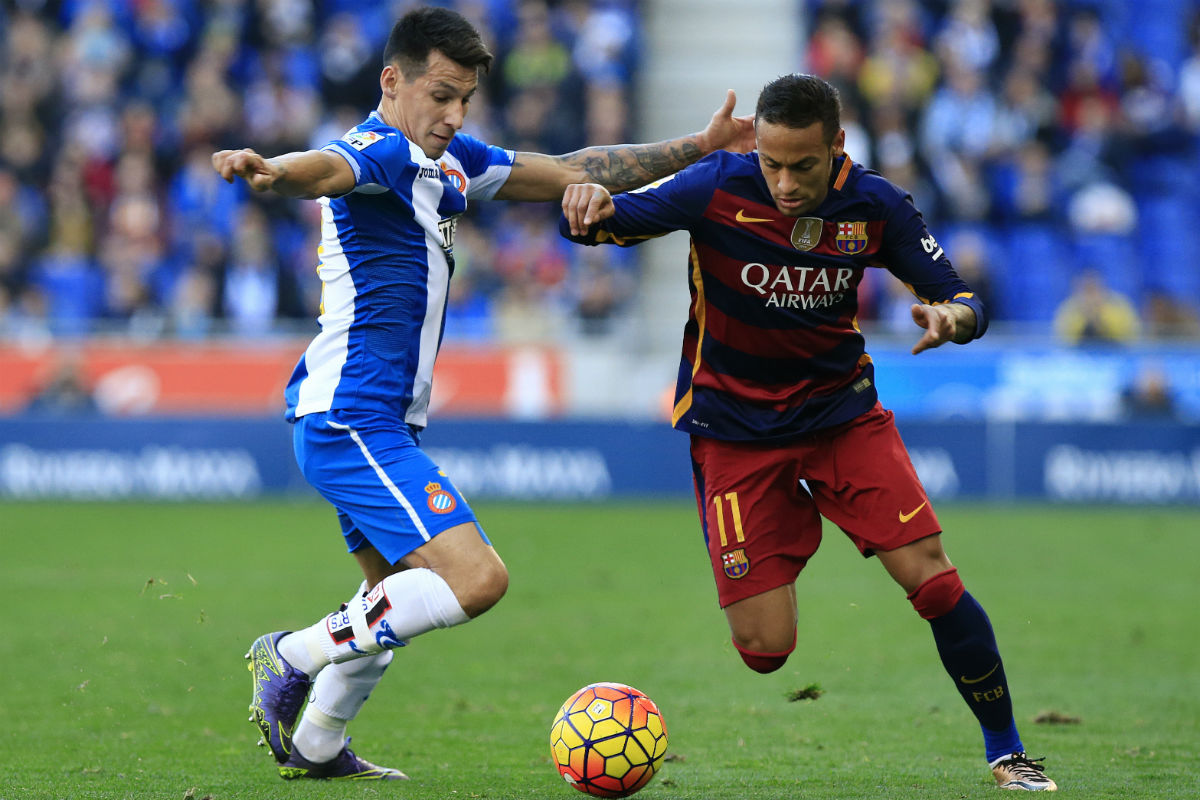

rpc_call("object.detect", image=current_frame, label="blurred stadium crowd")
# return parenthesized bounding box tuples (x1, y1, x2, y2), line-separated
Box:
(815, 0, 1200, 341)
(0, 0, 640, 343)
(1, 0, 1199, 346)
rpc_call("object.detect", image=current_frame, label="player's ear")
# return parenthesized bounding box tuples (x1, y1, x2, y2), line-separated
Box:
(380, 64, 399, 99)
(831, 128, 846, 157)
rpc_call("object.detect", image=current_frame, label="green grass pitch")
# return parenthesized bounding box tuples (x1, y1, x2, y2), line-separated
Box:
(3, 500, 1198, 799)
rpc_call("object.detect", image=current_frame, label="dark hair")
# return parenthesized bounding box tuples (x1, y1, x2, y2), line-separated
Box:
(755, 74, 841, 144)
(382, 7, 493, 78)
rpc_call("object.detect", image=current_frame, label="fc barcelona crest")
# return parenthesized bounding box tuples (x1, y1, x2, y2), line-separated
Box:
(835, 221, 869, 254)
(722, 548, 750, 579)
(790, 217, 823, 251)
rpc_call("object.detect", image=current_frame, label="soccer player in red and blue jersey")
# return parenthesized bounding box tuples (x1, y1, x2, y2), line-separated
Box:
(560, 74, 1057, 792)
(213, 7, 754, 783)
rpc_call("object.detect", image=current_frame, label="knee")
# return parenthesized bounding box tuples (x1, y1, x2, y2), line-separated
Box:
(458, 558, 508, 618)
(907, 567, 965, 620)
(732, 630, 797, 674)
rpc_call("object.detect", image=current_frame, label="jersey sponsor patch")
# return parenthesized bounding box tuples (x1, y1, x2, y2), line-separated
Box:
(344, 131, 385, 150)
(722, 548, 750, 579)
(438, 216, 458, 251)
(425, 481, 457, 513)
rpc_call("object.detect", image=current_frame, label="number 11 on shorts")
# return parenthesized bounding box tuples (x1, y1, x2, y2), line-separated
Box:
(713, 492, 746, 548)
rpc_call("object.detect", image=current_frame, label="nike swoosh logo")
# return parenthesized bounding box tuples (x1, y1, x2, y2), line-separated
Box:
(960, 662, 1000, 684)
(898, 501, 927, 523)
(735, 209, 773, 223)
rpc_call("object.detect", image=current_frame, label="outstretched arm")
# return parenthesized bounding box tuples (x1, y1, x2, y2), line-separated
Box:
(212, 148, 356, 200)
(494, 90, 755, 202)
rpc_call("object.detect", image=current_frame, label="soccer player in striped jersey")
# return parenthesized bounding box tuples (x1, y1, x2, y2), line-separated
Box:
(212, 7, 754, 782)
(559, 74, 1057, 792)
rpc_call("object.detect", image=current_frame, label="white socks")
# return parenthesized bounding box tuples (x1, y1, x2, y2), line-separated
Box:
(294, 650, 393, 762)
(280, 567, 468, 675)
(277, 569, 470, 763)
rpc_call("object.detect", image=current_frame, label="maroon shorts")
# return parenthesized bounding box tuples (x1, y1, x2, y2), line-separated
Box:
(689, 403, 940, 608)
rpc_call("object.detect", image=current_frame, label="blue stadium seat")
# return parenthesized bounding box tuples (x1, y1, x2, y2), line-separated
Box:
(1125, 4, 1188, 69)
(1133, 155, 1199, 199)
(1071, 233, 1142, 299)
(994, 223, 1074, 322)
(1137, 196, 1200, 297)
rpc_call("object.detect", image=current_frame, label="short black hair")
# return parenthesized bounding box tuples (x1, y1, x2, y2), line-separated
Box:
(382, 7, 493, 78)
(755, 74, 841, 144)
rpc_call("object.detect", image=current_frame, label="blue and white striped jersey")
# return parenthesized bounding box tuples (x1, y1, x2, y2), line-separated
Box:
(285, 111, 514, 428)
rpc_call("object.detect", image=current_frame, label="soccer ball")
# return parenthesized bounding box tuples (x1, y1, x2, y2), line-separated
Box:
(549, 682, 668, 798)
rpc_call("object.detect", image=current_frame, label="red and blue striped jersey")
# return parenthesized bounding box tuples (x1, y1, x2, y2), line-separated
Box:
(560, 152, 987, 442)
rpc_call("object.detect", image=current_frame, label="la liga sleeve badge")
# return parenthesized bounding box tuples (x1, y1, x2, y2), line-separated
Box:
(344, 131, 385, 151)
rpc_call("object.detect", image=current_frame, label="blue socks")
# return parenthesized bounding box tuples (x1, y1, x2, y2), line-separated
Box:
(982, 720, 1023, 765)
(927, 592, 1024, 762)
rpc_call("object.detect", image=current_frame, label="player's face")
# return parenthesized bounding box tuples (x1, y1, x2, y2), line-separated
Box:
(756, 120, 845, 217)
(383, 49, 478, 159)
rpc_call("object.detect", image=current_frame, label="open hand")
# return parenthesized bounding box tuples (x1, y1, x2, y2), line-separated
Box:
(697, 90, 756, 154)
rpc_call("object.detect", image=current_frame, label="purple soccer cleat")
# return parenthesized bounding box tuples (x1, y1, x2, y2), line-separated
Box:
(277, 738, 409, 781)
(245, 631, 312, 763)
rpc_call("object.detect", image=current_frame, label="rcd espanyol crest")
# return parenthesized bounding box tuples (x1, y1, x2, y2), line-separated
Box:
(425, 482, 457, 514)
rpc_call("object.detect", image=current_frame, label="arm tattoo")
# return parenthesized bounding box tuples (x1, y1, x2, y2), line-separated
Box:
(568, 138, 705, 193)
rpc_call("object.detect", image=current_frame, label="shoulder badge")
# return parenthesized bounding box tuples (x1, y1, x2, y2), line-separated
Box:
(344, 131, 385, 151)
(631, 174, 676, 194)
